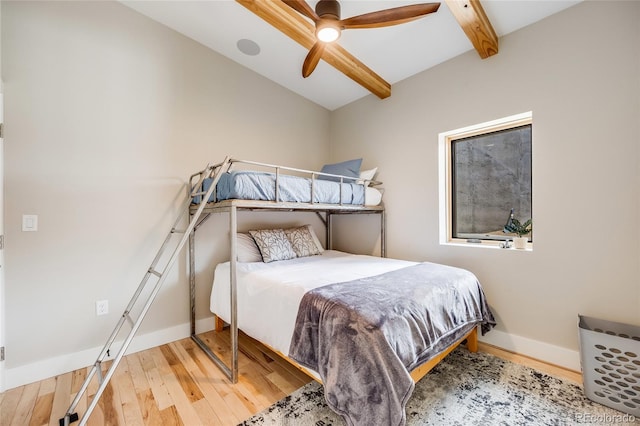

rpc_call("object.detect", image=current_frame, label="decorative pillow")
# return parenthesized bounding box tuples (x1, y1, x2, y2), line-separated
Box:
(284, 225, 323, 257)
(358, 167, 378, 186)
(236, 233, 263, 263)
(318, 158, 362, 182)
(249, 229, 297, 263)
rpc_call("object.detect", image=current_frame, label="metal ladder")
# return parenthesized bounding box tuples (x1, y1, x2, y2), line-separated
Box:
(59, 157, 229, 426)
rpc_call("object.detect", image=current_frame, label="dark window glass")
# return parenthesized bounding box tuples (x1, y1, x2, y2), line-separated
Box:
(451, 124, 532, 241)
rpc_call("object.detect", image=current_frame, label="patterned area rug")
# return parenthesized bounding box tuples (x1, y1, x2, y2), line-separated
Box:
(240, 348, 638, 425)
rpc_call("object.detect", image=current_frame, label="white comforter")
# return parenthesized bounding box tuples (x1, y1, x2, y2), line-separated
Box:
(210, 250, 415, 358)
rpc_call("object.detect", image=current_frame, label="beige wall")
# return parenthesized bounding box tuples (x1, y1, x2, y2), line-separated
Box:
(330, 1, 640, 367)
(3, 0, 639, 389)
(2, 0, 329, 386)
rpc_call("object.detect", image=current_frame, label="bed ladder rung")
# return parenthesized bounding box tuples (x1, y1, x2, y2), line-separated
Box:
(61, 157, 230, 426)
(95, 363, 104, 385)
(148, 268, 162, 278)
(124, 311, 135, 328)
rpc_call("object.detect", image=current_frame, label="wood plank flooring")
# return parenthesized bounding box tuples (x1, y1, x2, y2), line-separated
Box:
(0, 330, 581, 426)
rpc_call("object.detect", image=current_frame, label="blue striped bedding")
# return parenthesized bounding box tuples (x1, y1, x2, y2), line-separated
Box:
(193, 171, 366, 205)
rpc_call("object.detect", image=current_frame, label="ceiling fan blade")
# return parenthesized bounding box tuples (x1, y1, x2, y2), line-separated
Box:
(237, 0, 391, 99)
(282, 0, 319, 22)
(340, 3, 440, 29)
(302, 42, 326, 78)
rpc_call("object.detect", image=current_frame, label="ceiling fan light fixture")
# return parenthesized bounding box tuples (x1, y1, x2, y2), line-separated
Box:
(316, 21, 341, 42)
(277, 0, 445, 85)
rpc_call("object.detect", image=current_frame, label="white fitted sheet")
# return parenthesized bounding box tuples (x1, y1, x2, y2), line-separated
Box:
(210, 250, 415, 357)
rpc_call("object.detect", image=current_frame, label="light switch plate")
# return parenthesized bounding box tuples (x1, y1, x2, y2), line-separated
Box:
(22, 215, 38, 232)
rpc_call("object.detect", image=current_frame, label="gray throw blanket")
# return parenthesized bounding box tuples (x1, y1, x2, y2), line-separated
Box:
(288, 262, 496, 426)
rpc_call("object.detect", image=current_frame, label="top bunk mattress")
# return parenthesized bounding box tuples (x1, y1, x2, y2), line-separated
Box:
(196, 170, 381, 205)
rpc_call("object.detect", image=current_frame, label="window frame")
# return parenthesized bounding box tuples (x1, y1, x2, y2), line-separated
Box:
(438, 111, 533, 250)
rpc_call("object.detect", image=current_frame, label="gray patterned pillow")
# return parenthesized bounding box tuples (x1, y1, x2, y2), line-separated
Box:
(249, 229, 297, 263)
(284, 225, 322, 258)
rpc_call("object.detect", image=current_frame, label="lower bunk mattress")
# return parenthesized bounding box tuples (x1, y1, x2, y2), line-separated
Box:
(210, 250, 495, 426)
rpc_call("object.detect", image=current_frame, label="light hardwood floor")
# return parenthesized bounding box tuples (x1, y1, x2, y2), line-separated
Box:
(0, 329, 581, 426)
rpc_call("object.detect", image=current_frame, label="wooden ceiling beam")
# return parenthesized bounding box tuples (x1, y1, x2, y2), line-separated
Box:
(236, 0, 391, 99)
(445, 0, 498, 59)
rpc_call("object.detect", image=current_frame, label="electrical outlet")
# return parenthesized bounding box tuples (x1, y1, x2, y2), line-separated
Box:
(96, 300, 109, 316)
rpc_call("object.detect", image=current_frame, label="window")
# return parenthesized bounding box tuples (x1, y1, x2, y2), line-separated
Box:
(439, 112, 532, 248)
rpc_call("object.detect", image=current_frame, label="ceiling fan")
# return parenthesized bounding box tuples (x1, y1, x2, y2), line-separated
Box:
(282, 0, 441, 78)
(237, 0, 498, 100)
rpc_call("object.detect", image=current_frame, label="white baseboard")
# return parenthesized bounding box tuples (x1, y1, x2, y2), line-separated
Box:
(4, 321, 580, 391)
(478, 328, 581, 372)
(4, 318, 215, 391)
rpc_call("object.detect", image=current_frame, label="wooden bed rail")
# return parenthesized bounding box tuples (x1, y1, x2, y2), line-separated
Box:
(410, 327, 478, 382)
(217, 322, 479, 385)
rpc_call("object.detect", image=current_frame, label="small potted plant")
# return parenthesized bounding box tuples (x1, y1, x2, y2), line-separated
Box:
(504, 217, 532, 249)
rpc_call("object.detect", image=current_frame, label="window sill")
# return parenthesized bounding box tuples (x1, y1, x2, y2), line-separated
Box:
(442, 239, 533, 251)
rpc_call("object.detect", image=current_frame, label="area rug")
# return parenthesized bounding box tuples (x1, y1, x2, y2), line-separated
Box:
(239, 348, 638, 425)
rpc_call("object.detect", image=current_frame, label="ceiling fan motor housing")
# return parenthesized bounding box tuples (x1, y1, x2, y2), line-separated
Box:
(315, 0, 340, 20)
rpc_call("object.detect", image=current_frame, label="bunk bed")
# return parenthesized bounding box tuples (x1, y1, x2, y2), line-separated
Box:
(187, 157, 495, 426)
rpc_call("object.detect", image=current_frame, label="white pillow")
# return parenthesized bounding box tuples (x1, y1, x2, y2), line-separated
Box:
(306, 225, 325, 253)
(249, 229, 297, 263)
(365, 187, 383, 206)
(358, 167, 378, 186)
(236, 233, 263, 263)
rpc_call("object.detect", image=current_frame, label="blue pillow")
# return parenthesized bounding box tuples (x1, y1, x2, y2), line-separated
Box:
(318, 158, 362, 182)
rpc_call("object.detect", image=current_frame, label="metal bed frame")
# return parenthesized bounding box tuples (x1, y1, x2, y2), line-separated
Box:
(60, 156, 384, 425)
(187, 157, 386, 383)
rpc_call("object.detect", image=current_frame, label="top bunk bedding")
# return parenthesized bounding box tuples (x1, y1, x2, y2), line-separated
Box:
(190, 158, 383, 207)
(203, 171, 379, 205)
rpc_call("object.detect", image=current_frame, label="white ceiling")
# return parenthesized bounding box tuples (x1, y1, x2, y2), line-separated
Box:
(121, 0, 580, 111)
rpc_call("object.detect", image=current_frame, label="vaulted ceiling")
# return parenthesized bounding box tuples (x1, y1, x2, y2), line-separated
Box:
(122, 0, 580, 110)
